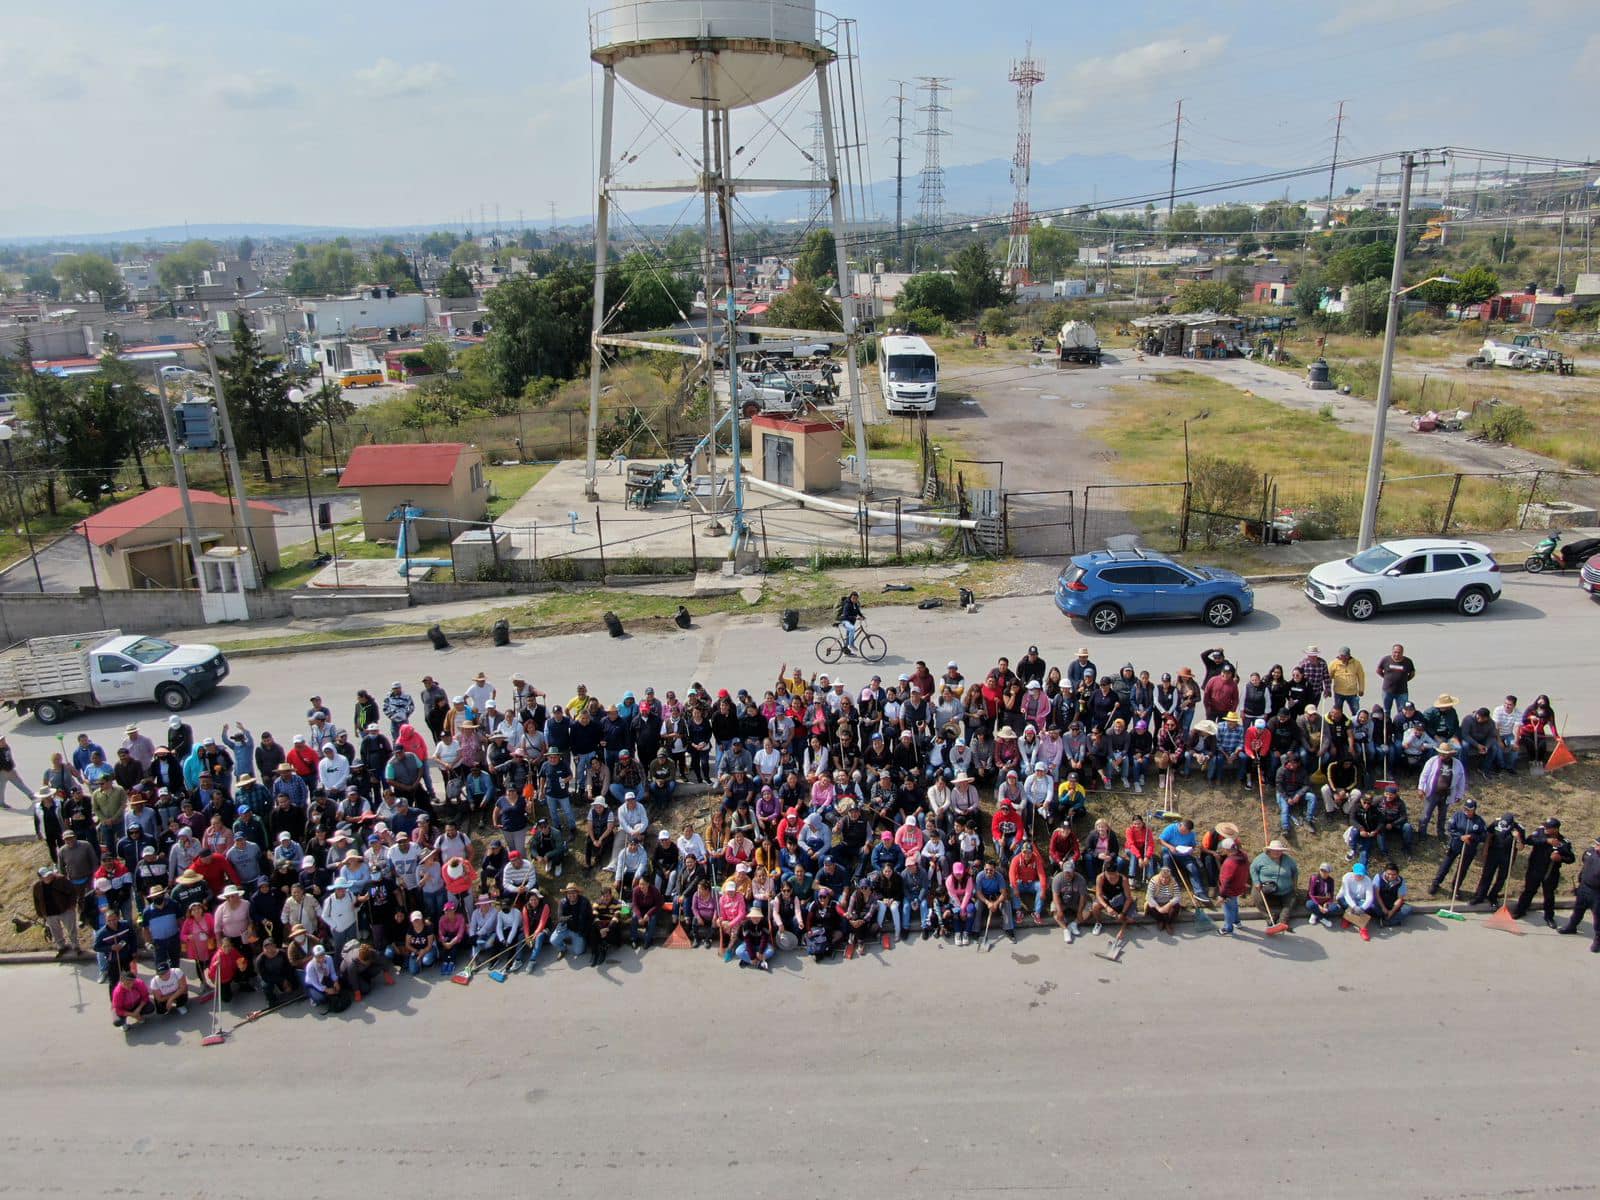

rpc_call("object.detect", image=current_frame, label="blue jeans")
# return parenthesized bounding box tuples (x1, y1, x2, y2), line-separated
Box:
(1107, 753, 1130, 784)
(573, 752, 597, 787)
(514, 931, 549, 968)
(630, 913, 659, 947)
(1333, 693, 1361, 716)
(1307, 897, 1344, 922)
(1163, 851, 1205, 897)
(406, 948, 437, 975)
(1384, 692, 1409, 723)
(1377, 823, 1415, 855)
(1497, 736, 1519, 772)
(550, 927, 586, 958)
(1352, 834, 1377, 870)
(546, 794, 575, 836)
(1277, 790, 1310, 831)
(1221, 895, 1239, 932)
(421, 889, 445, 923)
(1013, 881, 1042, 917)
(901, 895, 932, 931)
(736, 943, 774, 964)
(1381, 903, 1413, 927)
(840, 620, 858, 652)
(874, 900, 902, 937)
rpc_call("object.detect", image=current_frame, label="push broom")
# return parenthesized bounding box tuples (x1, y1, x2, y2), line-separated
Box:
(1258, 886, 1289, 936)
(1436, 844, 1470, 922)
(200, 981, 227, 1046)
(1177, 868, 1216, 933)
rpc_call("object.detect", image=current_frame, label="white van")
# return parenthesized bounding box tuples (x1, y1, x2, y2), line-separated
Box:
(877, 335, 939, 414)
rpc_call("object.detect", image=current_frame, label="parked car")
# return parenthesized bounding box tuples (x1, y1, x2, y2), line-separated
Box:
(1054, 549, 1253, 634)
(1579, 556, 1600, 600)
(735, 371, 803, 417)
(1303, 538, 1501, 621)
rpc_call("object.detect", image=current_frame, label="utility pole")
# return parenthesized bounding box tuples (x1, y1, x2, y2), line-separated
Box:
(1501, 156, 1514, 264)
(887, 80, 908, 264)
(1166, 99, 1183, 235)
(199, 334, 262, 578)
(548, 201, 557, 233)
(1357, 151, 1425, 552)
(1557, 196, 1568, 287)
(1323, 100, 1345, 228)
(155, 367, 205, 588)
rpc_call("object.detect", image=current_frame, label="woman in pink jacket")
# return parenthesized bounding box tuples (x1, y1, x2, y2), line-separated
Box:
(180, 902, 216, 980)
(894, 816, 925, 867)
(945, 861, 976, 946)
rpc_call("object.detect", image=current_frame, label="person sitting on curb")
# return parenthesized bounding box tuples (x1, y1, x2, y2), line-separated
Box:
(1338, 862, 1379, 942)
(1306, 863, 1344, 928)
(1250, 839, 1299, 932)
(1374, 861, 1413, 929)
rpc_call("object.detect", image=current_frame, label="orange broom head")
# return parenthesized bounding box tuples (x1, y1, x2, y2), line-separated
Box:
(664, 923, 692, 948)
(1546, 739, 1577, 773)
(1483, 906, 1525, 934)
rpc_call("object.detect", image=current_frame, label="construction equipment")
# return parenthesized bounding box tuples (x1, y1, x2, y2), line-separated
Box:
(1511, 334, 1575, 375)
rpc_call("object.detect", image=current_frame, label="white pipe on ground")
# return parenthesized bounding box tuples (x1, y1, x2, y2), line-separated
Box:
(744, 476, 979, 530)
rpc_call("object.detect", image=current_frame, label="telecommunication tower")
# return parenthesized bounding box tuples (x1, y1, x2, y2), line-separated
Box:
(1005, 45, 1044, 287)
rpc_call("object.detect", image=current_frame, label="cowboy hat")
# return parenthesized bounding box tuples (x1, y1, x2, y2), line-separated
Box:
(1435, 693, 1458, 707)
(996, 727, 1019, 740)
(1216, 822, 1240, 838)
(1265, 838, 1290, 852)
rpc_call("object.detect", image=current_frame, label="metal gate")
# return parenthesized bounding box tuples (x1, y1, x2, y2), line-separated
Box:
(1002, 489, 1078, 558)
(1081, 482, 1190, 552)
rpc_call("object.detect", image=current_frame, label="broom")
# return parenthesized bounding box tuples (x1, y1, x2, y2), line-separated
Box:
(1176, 867, 1217, 932)
(1258, 886, 1289, 936)
(477, 941, 521, 983)
(1437, 841, 1470, 922)
(200, 980, 227, 1046)
(449, 947, 482, 986)
(1483, 842, 1525, 934)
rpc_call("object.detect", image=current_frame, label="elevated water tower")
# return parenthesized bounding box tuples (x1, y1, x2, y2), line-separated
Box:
(584, 1, 872, 539)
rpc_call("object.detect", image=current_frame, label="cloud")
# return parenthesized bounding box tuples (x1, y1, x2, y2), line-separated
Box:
(354, 57, 450, 98)
(215, 71, 298, 109)
(1049, 34, 1229, 117)
(1318, 0, 1459, 35)
(1415, 28, 1512, 61)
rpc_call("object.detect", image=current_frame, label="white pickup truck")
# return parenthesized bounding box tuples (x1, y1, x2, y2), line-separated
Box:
(0, 630, 229, 725)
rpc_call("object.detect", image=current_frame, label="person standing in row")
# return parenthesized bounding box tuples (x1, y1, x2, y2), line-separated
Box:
(1557, 832, 1600, 951)
(1375, 643, 1416, 724)
(1512, 818, 1575, 929)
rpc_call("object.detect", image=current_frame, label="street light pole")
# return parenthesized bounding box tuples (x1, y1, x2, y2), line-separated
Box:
(287, 388, 322, 556)
(156, 367, 206, 588)
(1356, 152, 1416, 552)
(0, 427, 44, 592)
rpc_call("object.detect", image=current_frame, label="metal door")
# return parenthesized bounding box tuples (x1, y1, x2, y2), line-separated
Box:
(764, 434, 794, 488)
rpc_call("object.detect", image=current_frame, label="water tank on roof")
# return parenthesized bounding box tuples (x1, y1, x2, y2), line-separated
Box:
(590, 0, 826, 109)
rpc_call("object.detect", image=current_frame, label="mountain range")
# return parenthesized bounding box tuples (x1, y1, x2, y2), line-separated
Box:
(0, 152, 1311, 244)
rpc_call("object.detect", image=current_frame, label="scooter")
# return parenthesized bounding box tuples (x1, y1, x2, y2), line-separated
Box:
(1524, 530, 1600, 574)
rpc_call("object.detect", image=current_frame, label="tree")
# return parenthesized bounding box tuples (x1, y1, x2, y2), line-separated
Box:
(421, 231, 460, 258)
(218, 312, 297, 481)
(157, 240, 220, 292)
(56, 253, 126, 305)
(1324, 241, 1392, 288)
(23, 267, 59, 299)
(1168, 203, 1201, 234)
(1174, 279, 1243, 314)
(1029, 225, 1079, 282)
(419, 341, 452, 374)
(1189, 456, 1260, 548)
(11, 331, 67, 515)
(236, 236, 255, 262)
(482, 265, 594, 396)
(896, 273, 964, 321)
(438, 264, 476, 299)
(893, 307, 949, 336)
(1451, 265, 1500, 308)
(952, 242, 1005, 316)
(518, 228, 544, 252)
(54, 377, 141, 502)
(793, 229, 836, 285)
(764, 280, 840, 332)
(1343, 278, 1388, 335)
(1293, 271, 1325, 318)
(450, 242, 483, 267)
(612, 252, 694, 331)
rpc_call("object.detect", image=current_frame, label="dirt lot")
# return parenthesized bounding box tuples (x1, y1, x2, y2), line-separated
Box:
(6, 757, 1592, 954)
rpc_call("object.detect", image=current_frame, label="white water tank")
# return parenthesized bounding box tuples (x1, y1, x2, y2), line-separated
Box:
(590, 1, 827, 109)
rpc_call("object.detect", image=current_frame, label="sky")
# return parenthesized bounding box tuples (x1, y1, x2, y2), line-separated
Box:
(2, 0, 1597, 238)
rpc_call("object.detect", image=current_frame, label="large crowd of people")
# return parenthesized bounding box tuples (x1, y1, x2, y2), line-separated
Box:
(15, 630, 1600, 1032)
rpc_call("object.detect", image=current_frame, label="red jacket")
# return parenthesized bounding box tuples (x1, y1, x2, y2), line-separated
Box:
(191, 853, 240, 894)
(288, 744, 321, 779)
(1219, 852, 1251, 899)
(1048, 827, 1080, 867)
(991, 805, 1024, 846)
(1202, 676, 1239, 719)
(1243, 726, 1272, 760)
(1008, 848, 1048, 889)
(1123, 824, 1154, 860)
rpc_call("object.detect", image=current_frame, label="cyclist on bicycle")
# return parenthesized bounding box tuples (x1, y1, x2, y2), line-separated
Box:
(835, 591, 864, 656)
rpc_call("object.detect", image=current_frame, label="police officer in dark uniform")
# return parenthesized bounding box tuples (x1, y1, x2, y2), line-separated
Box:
(1429, 798, 1486, 896)
(1512, 817, 1575, 928)
(1557, 832, 1600, 951)
(1469, 812, 1526, 907)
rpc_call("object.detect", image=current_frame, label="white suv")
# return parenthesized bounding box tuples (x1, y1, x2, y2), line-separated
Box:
(1304, 538, 1502, 622)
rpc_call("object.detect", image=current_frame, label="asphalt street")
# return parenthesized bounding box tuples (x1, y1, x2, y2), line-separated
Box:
(0, 917, 1592, 1197)
(0, 572, 1591, 839)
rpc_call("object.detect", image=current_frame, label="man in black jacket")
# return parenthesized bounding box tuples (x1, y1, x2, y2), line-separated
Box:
(552, 881, 594, 961)
(1557, 833, 1600, 951)
(1512, 818, 1576, 928)
(1430, 799, 1486, 897)
(1469, 813, 1525, 907)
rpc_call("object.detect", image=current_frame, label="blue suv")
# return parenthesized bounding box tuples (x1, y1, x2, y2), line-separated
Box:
(1055, 549, 1253, 634)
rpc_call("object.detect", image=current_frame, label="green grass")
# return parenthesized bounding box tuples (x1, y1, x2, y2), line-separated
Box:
(0, 494, 99, 572)
(1095, 372, 1528, 542)
(485, 462, 555, 520)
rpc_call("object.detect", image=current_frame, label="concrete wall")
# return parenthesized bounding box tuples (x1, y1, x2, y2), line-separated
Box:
(0, 589, 293, 644)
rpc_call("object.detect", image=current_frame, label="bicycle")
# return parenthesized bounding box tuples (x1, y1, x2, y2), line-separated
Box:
(815, 623, 886, 664)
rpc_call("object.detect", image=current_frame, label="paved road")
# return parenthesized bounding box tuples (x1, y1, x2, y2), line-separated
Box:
(0, 573, 1592, 839)
(0, 493, 360, 594)
(0, 917, 1593, 1197)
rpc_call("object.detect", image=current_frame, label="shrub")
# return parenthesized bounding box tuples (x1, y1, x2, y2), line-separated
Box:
(1469, 403, 1534, 445)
